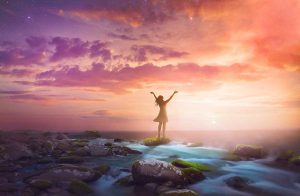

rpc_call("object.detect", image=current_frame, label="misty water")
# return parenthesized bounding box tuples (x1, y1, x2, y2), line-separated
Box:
(86, 140, 300, 196)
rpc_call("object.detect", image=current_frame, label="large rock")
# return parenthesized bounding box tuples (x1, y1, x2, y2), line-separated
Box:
(27, 165, 101, 183)
(225, 176, 250, 189)
(233, 144, 265, 159)
(1, 142, 33, 161)
(132, 159, 183, 184)
(88, 138, 113, 156)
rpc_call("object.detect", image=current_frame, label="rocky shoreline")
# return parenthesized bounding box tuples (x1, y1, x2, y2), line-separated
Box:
(0, 130, 299, 196)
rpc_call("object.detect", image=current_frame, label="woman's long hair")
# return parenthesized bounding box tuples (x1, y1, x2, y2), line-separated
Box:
(155, 95, 164, 106)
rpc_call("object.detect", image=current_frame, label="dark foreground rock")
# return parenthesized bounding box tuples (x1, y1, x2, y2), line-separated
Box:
(26, 165, 101, 184)
(132, 159, 183, 184)
(68, 180, 93, 195)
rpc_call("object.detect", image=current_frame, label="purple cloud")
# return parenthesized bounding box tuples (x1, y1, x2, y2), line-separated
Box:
(49, 37, 90, 62)
(0, 36, 112, 66)
(107, 32, 137, 41)
(0, 68, 33, 77)
(130, 45, 188, 62)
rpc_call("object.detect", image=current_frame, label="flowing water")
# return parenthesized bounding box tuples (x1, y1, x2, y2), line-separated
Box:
(88, 141, 300, 196)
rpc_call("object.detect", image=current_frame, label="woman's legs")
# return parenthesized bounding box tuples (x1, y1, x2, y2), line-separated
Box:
(162, 122, 166, 138)
(158, 122, 162, 139)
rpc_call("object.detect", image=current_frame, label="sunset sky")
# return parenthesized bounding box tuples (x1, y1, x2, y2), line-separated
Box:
(0, 0, 299, 131)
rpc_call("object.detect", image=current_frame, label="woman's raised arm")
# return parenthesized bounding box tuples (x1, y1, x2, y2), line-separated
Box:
(150, 92, 158, 99)
(166, 91, 178, 103)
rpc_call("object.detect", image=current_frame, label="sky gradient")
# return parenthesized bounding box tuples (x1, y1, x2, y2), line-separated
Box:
(0, 0, 300, 131)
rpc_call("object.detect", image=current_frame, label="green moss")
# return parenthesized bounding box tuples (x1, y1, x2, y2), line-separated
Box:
(222, 152, 241, 161)
(30, 179, 52, 190)
(171, 159, 211, 172)
(57, 155, 83, 163)
(277, 150, 295, 161)
(289, 155, 300, 165)
(181, 167, 205, 183)
(143, 137, 171, 146)
(93, 165, 110, 174)
(68, 180, 93, 195)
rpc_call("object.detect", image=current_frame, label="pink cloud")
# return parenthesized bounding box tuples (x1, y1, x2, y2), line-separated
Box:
(33, 62, 262, 93)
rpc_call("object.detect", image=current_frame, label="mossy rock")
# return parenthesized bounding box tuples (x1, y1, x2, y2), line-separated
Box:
(233, 144, 265, 159)
(29, 179, 52, 190)
(181, 167, 206, 183)
(93, 165, 110, 175)
(222, 152, 241, 161)
(276, 150, 295, 161)
(289, 155, 300, 166)
(57, 155, 83, 163)
(84, 130, 101, 138)
(68, 180, 93, 195)
(171, 159, 211, 172)
(143, 137, 171, 146)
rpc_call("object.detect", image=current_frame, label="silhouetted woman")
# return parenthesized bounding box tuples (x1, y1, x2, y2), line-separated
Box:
(150, 91, 178, 139)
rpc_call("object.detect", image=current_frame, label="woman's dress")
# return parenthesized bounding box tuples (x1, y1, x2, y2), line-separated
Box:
(153, 101, 168, 122)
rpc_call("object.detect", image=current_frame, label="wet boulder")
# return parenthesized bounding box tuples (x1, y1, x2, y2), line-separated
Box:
(225, 176, 250, 189)
(132, 159, 184, 184)
(233, 144, 265, 159)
